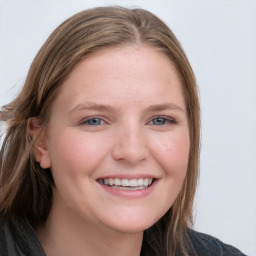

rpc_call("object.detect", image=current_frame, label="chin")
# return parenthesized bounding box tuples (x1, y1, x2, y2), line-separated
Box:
(110, 223, 151, 234)
(103, 212, 163, 234)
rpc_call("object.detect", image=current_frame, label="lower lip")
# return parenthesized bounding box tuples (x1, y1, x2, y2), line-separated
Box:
(98, 180, 158, 198)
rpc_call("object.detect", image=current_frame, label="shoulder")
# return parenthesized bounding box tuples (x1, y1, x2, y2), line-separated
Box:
(0, 217, 13, 256)
(188, 229, 247, 256)
(0, 217, 46, 256)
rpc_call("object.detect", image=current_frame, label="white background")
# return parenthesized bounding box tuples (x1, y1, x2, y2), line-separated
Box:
(0, 1, 255, 255)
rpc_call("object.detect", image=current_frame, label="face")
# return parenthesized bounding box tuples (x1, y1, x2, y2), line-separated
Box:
(37, 45, 190, 234)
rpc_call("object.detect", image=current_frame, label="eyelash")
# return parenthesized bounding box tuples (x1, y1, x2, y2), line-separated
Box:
(79, 116, 176, 126)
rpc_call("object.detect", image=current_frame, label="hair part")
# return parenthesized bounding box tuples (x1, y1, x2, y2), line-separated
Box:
(0, 6, 200, 256)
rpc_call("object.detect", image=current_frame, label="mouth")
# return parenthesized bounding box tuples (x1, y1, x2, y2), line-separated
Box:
(98, 178, 154, 190)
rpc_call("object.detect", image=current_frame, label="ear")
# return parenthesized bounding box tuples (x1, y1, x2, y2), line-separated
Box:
(27, 117, 51, 169)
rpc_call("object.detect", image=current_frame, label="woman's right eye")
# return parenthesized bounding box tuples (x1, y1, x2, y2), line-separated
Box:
(81, 118, 105, 126)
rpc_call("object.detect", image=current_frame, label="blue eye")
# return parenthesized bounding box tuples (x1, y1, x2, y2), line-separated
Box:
(149, 117, 176, 126)
(152, 117, 167, 125)
(84, 118, 104, 125)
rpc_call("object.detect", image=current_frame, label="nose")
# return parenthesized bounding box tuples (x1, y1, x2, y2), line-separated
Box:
(111, 124, 149, 164)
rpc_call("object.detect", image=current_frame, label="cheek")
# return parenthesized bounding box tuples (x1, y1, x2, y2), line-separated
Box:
(48, 130, 111, 177)
(47, 130, 113, 209)
(151, 131, 190, 175)
(145, 131, 190, 220)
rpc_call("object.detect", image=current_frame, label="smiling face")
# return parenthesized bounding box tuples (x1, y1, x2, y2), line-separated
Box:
(37, 45, 190, 234)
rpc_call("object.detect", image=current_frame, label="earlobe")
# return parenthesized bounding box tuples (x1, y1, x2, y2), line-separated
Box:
(27, 117, 52, 169)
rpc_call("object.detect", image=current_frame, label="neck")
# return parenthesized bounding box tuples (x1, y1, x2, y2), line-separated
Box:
(37, 203, 143, 256)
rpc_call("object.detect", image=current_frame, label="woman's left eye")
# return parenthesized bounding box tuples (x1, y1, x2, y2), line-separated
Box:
(82, 118, 104, 125)
(149, 117, 175, 126)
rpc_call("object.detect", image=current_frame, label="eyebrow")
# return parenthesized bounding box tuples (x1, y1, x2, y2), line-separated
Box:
(68, 102, 184, 115)
(68, 102, 115, 115)
(145, 103, 184, 112)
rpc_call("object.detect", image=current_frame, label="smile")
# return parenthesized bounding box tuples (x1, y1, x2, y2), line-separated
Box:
(99, 178, 154, 190)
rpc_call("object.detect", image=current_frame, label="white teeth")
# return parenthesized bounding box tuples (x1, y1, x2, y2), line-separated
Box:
(115, 178, 121, 186)
(121, 179, 129, 186)
(144, 178, 149, 186)
(109, 178, 115, 186)
(137, 178, 144, 186)
(99, 178, 154, 188)
(129, 179, 137, 187)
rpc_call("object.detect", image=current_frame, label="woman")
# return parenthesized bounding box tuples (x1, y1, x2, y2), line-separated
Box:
(0, 6, 246, 256)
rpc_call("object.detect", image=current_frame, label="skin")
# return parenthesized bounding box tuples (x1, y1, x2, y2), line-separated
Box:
(32, 45, 190, 256)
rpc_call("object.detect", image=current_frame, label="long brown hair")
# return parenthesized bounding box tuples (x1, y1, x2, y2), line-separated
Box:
(0, 6, 200, 256)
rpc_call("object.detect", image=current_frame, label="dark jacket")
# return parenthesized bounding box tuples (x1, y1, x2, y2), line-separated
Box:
(0, 218, 246, 256)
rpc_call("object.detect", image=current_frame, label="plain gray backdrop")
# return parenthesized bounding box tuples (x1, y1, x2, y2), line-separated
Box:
(0, 1, 255, 255)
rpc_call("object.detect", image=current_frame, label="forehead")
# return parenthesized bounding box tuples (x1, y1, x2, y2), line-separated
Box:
(67, 43, 181, 81)
(51, 44, 185, 111)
